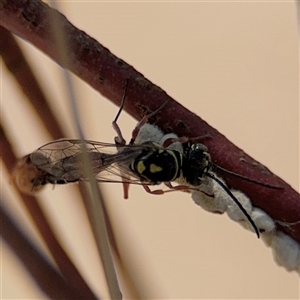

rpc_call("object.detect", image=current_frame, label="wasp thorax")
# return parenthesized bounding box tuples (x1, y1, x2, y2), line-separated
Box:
(182, 143, 212, 186)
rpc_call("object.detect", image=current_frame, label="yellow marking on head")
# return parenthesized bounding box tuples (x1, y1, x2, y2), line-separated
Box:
(150, 164, 163, 173)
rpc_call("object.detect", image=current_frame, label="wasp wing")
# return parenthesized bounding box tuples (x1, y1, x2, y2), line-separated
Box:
(29, 139, 152, 185)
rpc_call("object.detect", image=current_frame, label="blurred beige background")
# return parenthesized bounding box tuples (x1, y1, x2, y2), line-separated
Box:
(2, 1, 299, 299)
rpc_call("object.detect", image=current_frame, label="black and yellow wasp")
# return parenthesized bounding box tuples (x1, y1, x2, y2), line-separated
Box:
(13, 83, 282, 238)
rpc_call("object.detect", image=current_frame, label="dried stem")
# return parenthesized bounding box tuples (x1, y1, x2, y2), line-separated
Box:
(1, 0, 299, 245)
(0, 26, 63, 139)
(0, 125, 99, 299)
(0, 25, 99, 297)
(0, 198, 91, 300)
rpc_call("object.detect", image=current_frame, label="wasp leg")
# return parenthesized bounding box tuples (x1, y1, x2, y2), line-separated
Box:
(113, 123, 126, 146)
(162, 134, 211, 148)
(130, 116, 151, 145)
(122, 180, 130, 199)
(187, 133, 211, 143)
(162, 137, 189, 148)
(142, 185, 165, 195)
(164, 183, 191, 193)
(112, 80, 129, 145)
(142, 183, 200, 195)
(165, 182, 214, 197)
(129, 100, 169, 145)
(117, 173, 131, 199)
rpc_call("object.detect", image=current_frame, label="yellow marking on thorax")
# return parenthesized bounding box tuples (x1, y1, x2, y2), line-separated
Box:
(150, 164, 163, 173)
(136, 161, 146, 174)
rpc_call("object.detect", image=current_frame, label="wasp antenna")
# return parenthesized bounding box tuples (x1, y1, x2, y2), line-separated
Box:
(212, 164, 283, 190)
(146, 99, 170, 119)
(206, 172, 260, 238)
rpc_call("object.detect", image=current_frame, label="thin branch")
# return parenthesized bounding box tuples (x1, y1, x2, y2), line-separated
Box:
(1, 0, 299, 244)
(40, 7, 122, 296)
(0, 125, 99, 299)
(0, 26, 63, 139)
(0, 199, 88, 300)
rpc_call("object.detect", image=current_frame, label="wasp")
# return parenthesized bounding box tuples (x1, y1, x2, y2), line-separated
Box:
(12, 82, 283, 238)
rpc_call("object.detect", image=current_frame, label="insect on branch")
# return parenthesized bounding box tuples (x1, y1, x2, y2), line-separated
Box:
(1, 0, 299, 243)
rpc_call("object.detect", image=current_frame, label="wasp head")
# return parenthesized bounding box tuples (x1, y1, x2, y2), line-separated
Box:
(183, 143, 212, 186)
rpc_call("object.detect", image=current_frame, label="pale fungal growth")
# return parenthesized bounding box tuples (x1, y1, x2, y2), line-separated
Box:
(134, 123, 164, 145)
(250, 208, 276, 234)
(191, 177, 228, 214)
(226, 190, 253, 222)
(271, 231, 300, 272)
(191, 172, 300, 274)
(135, 124, 184, 153)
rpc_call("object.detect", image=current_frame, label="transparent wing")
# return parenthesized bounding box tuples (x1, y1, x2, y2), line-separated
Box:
(29, 138, 154, 184)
